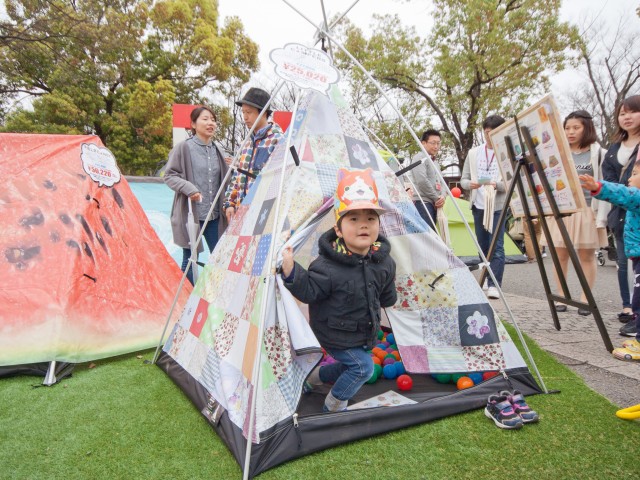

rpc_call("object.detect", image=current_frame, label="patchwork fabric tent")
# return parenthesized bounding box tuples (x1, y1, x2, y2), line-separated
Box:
(443, 197, 526, 265)
(157, 88, 542, 478)
(0, 134, 190, 372)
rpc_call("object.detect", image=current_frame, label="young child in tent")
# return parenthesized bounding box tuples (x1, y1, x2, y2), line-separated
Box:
(580, 161, 640, 361)
(281, 168, 397, 412)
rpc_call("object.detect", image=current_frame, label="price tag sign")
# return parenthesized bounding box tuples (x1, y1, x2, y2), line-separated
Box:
(270, 43, 340, 94)
(81, 143, 121, 187)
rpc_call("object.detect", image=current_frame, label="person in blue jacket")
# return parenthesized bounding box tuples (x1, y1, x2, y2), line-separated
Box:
(580, 164, 640, 362)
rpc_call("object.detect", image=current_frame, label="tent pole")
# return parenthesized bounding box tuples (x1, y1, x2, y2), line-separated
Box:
(43, 361, 57, 386)
(282, 0, 547, 390)
(151, 81, 287, 365)
(319, 0, 333, 59)
(242, 88, 303, 480)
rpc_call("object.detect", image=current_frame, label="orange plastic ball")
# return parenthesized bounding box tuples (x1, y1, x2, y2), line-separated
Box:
(451, 186, 462, 198)
(456, 376, 474, 390)
(372, 356, 382, 366)
(375, 350, 388, 360)
(392, 351, 401, 361)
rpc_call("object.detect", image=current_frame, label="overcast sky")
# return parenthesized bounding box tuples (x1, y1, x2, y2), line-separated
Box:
(218, 0, 639, 99)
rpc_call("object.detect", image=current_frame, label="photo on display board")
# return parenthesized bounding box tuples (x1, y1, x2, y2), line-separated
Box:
(488, 94, 586, 217)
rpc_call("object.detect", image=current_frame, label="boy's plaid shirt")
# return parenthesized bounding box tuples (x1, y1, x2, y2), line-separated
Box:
(224, 122, 284, 210)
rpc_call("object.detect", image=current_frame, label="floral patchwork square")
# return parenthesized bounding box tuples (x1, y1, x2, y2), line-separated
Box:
(420, 307, 459, 346)
(462, 344, 506, 371)
(241, 237, 259, 275)
(227, 205, 249, 236)
(458, 303, 499, 346)
(308, 134, 349, 166)
(414, 271, 456, 308)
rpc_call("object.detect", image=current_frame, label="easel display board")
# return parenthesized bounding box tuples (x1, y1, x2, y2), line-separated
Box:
(489, 94, 586, 217)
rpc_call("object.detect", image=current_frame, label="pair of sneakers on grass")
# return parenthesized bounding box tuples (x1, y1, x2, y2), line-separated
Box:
(485, 390, 539, 430)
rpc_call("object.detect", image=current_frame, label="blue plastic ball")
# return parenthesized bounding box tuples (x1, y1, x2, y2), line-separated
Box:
(386, 333, 395, 344)
(394, 362, 405, 375)
(376, 343, 387, 350)
(382, 363, 398, 379)
(468, 372, 483, 385)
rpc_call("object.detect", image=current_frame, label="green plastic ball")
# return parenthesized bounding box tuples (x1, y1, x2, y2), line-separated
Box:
(434, 374, 452, 384)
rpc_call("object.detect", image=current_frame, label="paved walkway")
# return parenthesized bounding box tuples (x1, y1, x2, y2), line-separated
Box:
(491, 292, 640, 406)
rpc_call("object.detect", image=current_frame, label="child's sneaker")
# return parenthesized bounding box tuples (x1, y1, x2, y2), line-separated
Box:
(484, 394, 523, 429)
(501, 390, 539, 423)
(613, 338, 640, 361)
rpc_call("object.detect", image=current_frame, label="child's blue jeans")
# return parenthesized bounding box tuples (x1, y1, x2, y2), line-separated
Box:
(319, 346, 374, 402)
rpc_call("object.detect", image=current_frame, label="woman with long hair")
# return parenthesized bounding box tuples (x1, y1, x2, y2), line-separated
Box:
(602, 95, 640, 335)
(543, 110, 608, 315)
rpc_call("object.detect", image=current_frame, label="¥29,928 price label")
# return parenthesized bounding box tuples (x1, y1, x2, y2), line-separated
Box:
(270, 44, 339, 94)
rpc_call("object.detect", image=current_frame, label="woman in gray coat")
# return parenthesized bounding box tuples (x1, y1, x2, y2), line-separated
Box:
(164, 106, 229, 285)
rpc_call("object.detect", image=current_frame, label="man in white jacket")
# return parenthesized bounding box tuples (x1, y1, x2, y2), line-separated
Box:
(460, 115, 506, 299)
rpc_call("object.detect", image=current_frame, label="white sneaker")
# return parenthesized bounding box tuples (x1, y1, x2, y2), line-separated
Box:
(487, 287, 500, 299)
(482, 280, 489, 291)
(542, 251, 547, 258)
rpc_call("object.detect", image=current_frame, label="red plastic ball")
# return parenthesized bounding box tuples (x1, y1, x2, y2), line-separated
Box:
(396, 374, 413, 391)
(456, 376, 474, 390)
(451, 186, 462, 198)
(482, 371, 499, 381)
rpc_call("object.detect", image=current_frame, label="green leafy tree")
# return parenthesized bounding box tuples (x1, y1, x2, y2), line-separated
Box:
(335, 1, 578, 168)
(0, 0, 258, 175)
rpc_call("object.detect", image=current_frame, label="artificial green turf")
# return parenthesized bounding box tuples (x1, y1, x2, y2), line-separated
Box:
(2, 328, 638, 480)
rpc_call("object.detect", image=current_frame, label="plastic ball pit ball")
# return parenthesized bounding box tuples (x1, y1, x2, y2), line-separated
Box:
(394, 362, 405, 375)
(482, 371, 499, 381)
(433, 374, 452, 384)
(375, 350, 388, 361)
(372, 356, 382, 366)
(386, 333, 395, 344)
(382, 357, 396, 366)
(468, 372, 483, 385)
(451, 186, 462, 198)
(456, 376, 474, 390)
(382, 363, 398, 379)
(451, 373, 465, 384)
(396, 374, 413, 391)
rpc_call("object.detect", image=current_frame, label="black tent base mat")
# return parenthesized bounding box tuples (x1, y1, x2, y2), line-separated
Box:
(158, 351, 542, 478)
(0, 362, 74, 383)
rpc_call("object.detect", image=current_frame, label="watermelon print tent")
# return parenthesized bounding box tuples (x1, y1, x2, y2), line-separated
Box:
(157, 88, 543, 478)
(0, 133, 190, 368)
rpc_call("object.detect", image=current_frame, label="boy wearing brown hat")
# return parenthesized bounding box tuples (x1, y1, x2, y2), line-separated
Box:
(281, 168, 397, 412)
(224, 87, 284, 222)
